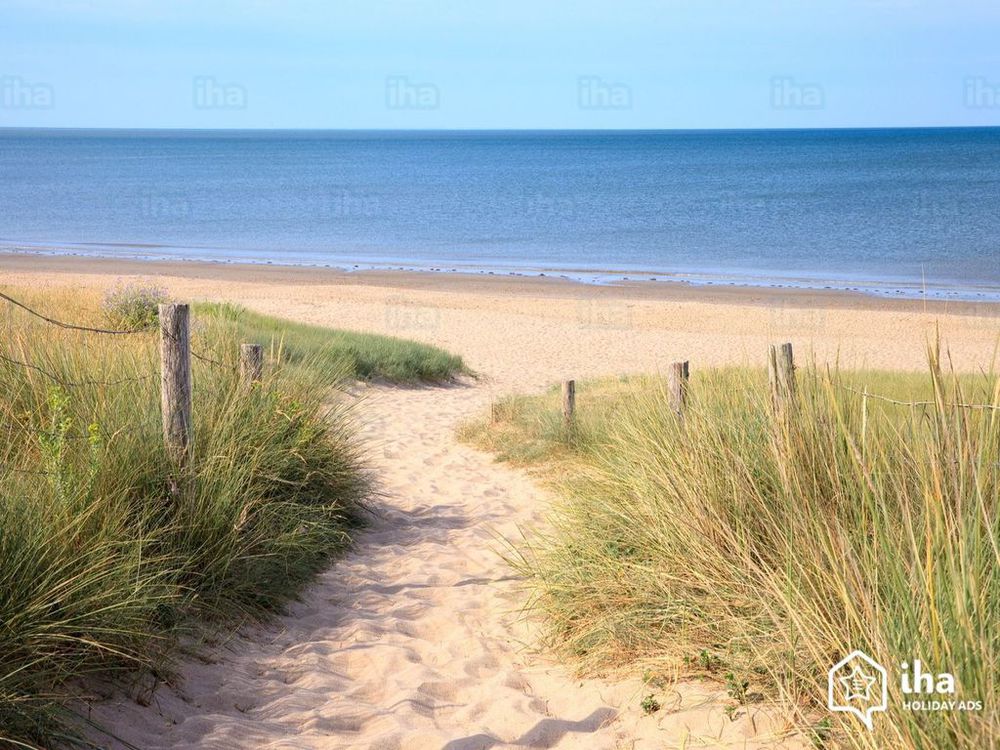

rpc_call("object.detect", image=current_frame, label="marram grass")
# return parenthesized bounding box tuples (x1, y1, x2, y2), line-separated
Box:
(195, 302, 470, 384)
(0, 287, 463, 749)
(463, 358, 999, 749)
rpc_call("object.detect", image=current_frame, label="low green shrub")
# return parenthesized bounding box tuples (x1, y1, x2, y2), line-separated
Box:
(101, 281, 170, 331)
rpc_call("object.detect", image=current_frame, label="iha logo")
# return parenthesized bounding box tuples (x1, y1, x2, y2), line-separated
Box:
(829, 651, 983, 730)
(828, 650, 887, 730)
(900, 661, 982, 713)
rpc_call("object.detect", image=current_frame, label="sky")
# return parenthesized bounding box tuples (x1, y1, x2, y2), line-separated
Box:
(1, 0, 999, 130)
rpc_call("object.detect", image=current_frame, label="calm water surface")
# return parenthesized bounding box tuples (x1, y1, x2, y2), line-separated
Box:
(1, 128, 998, 299)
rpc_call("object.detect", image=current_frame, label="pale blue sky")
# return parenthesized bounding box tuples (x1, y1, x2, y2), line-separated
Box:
(2, 0, 999, 129)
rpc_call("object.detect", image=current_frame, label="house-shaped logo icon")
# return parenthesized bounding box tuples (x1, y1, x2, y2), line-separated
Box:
(828, 650, 888, 730)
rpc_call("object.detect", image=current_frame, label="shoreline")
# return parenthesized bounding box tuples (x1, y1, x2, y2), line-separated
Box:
(4, 244, 1000, 304)
(4, 251, 999, 383)
(5, 250, 1000, 318)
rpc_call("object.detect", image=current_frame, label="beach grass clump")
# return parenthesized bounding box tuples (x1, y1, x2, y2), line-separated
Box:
(464, 360, 999, 749)
(101, 281, 171, 331)
(0, 286, 415, 747)
(196, 302, 469, 384)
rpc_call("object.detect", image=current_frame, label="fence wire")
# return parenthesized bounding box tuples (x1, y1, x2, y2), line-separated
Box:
(839, 384, 1000, 412)
(0, 352, 157, 389)
(1, 289, 239, 381)
(190, 346, 234, 371)
(0, 291, 150, 335)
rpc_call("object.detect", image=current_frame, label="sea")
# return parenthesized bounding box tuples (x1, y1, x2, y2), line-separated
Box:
(1, 127, 998, 300)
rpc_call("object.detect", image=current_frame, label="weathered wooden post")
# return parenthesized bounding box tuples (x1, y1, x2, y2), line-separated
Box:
(562, 379, 576, 429)
(668, 361, 690, 417)
(768, 342, 796, 414)
(159, 303, 192, 468)
(239, 343, 263, 385)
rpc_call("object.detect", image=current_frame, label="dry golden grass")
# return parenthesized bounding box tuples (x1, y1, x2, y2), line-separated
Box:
(463, 357, 999, 749)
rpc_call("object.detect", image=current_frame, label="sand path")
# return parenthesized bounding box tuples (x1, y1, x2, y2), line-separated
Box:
(12, 261, 994, 747)
(90, 379, 800, 749)
(19, 262, 986, 746)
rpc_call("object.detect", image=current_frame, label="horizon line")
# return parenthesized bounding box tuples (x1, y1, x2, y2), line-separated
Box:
(2, 124, 1000, 135)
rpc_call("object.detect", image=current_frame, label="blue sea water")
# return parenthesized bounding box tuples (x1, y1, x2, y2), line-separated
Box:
(1, 128, 998, 299)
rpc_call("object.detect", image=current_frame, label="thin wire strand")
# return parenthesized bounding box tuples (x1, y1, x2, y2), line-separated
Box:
(1, 290, 235, 371)
(839, 384, 1000, 411)
(190, 348, 233, 370)
(0, 353, 156, 389)
(161, 327, 234, 371)
(0, 291, 149, 335)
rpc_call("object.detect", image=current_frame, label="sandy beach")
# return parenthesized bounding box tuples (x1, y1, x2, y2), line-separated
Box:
(6, 6, 999, 747)
(5, 254, 999, 389)
(4, 254, 999, 748)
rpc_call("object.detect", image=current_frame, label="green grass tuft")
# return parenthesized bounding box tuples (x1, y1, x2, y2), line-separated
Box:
(195, 302, 469, 384)
(0, 286, 465, 748)
(463, 358, 1000, 749)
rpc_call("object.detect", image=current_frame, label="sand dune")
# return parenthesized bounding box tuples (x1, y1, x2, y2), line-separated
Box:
(8, 256, 997, 748)
(86, 382, 800, 749)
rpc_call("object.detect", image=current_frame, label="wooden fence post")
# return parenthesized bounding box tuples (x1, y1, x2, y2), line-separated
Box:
(768, 342, 796, 414)
(668, 361, 690, 417)
(159, 303, 192, 468)
(239, 343, 263, 385)
(562, 380, 576, 428)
